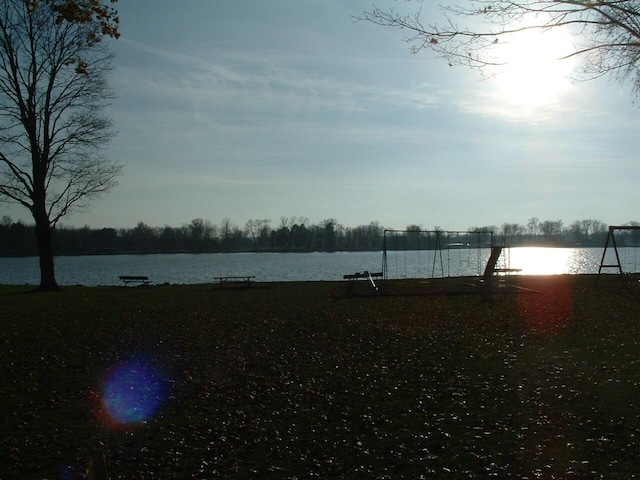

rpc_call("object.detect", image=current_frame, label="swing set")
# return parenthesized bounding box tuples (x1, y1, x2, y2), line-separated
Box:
(596, 225, 640, 285)
(382, 229, 496, 280)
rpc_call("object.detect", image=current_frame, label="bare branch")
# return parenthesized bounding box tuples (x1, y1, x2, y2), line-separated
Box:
(359, 1, 640, 96)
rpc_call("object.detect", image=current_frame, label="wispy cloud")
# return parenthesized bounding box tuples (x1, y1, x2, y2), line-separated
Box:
(83, 1, 640, 231)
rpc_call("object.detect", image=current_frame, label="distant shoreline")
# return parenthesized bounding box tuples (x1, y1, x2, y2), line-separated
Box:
(0, 242, 620, 259)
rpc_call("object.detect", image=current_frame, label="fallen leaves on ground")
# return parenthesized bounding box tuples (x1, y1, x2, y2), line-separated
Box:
(0, 276, 639, 478)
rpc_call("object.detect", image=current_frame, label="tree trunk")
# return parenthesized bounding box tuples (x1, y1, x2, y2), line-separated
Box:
(34, 213, 59, 291)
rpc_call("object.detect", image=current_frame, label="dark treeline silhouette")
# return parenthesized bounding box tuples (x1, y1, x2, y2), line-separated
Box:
(0, 215, 638, 257)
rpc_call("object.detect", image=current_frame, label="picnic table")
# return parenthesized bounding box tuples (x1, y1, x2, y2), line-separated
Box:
(119, 275, 151, 286)
(214, 275, 256, 286)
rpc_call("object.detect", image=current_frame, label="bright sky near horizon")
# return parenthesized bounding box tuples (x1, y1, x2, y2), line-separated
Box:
(3, 0, 640, 231)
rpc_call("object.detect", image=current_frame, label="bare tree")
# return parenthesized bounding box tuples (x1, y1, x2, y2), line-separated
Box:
(0, 0, 121, 290)
(360, 1, 640, 95)
(501, 222, 523, 238)
(220, 217, 237, 250)
(245, 219, 271, 250)
(540, 219, 564, 238)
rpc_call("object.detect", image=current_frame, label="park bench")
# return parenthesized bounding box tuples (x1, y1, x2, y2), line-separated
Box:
(343, 271, 383, 292)
(214, 275, 256, 286)
(119, 275, 151, 286)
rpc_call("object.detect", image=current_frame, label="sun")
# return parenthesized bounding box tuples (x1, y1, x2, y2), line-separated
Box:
(491, 27, 577, 110)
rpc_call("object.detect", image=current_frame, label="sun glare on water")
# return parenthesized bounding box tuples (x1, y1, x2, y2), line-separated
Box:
(509, 247, 573, 275)
(491, 27, 576, 111)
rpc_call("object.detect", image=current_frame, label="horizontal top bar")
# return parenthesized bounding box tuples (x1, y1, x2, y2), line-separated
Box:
(609, 226, 640, 231)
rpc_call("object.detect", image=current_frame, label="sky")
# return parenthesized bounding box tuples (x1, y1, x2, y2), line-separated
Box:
(4, 0, 640, 231)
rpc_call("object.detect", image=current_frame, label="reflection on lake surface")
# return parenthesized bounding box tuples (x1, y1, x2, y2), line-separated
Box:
(509, 247, 592, 275)
(1, 247, 638, 286)
(511, 246, 640, 275)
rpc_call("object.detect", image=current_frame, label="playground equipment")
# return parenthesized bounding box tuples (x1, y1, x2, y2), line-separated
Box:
(597, 225, 640, 285)
(382, 229, 497, 279)
(339, 229, 522, 297)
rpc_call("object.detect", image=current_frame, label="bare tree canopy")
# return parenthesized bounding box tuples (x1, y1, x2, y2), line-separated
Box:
(0, 0, 121, 290)
(360, 1, 640, 95)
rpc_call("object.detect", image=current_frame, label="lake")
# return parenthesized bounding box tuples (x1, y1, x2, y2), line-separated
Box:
(1, 247, 638, 286)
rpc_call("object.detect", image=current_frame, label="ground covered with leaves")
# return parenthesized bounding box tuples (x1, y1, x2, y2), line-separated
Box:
(1, 275, 639, 479)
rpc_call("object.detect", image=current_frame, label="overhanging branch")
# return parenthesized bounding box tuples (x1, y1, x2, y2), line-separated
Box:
(359, 1, 640, 92)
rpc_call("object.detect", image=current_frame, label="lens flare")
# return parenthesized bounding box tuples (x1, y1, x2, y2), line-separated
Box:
(99, 359, 167, 427)
(516, 277, 574, 334)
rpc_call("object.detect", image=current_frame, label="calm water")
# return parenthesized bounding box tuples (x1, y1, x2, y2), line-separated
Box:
(1, 247, 638, 286)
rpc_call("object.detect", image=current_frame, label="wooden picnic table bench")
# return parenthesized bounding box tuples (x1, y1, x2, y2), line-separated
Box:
(343, 271, 383, 292)
(119, 275, 151, 286)
(214, 275, 256, 286)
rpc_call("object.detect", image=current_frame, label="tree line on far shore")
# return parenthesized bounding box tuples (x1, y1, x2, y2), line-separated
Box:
(0, 215, 638, 257)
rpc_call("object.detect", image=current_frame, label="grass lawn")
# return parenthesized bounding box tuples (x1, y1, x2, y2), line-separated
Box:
(1, 275, 639, 479)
